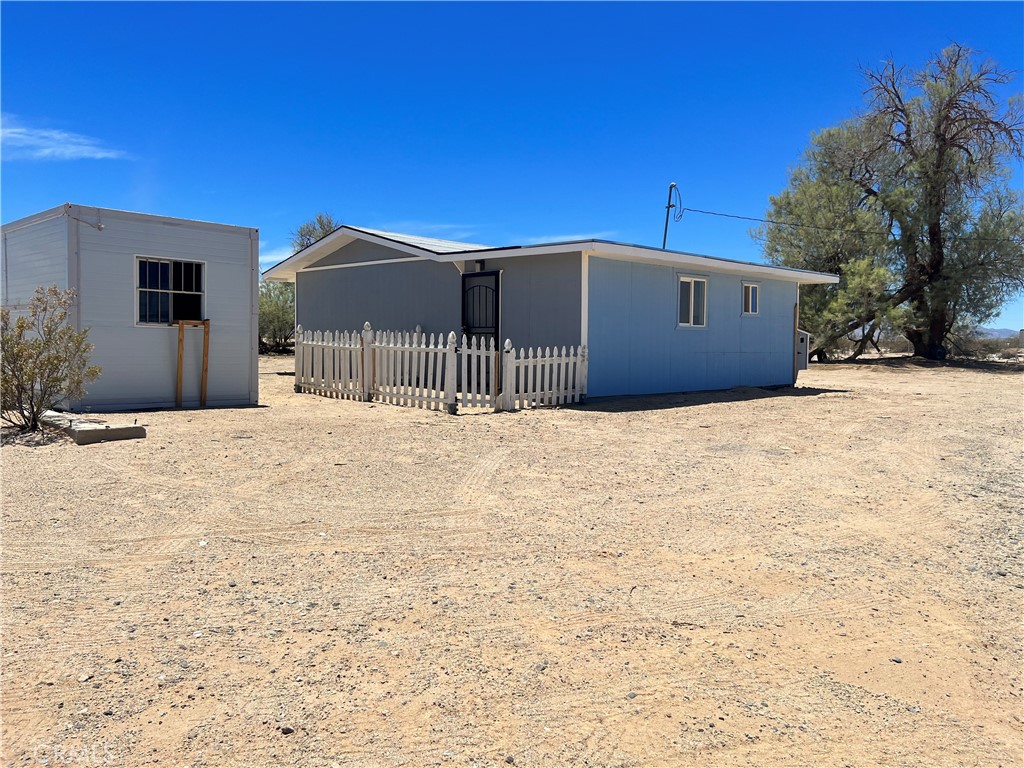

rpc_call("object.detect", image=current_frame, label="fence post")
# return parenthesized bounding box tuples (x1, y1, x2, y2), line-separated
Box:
(445, 331, 458, 415)
(498, 339, 515, 412)
(579, 344, 589, 403)
(294, 325, 304, 392)
(360, 322, 374, 402)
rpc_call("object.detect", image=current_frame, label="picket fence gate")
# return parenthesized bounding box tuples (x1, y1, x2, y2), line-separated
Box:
(293, 323, 586, 413)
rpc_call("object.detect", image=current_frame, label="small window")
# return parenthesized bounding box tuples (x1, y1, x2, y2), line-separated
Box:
(743, 283, 759, 315)
(137, 257, 205, 324)
(678, 276, 707, 327)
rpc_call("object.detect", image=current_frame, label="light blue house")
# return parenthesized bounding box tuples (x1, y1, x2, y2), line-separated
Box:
(264, 226, 838, 398)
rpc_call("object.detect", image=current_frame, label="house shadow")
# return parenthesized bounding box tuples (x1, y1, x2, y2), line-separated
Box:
(576, 385, 848, 414)
(825, 355, 1024, 374)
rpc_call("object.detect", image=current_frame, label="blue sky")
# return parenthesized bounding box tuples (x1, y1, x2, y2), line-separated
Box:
(2, 1, 1022, 328)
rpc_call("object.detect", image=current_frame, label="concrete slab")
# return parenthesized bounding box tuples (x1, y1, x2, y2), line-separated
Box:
(40, 411, 147, 445)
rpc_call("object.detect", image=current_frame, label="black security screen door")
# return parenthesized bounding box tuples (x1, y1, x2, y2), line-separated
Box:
(462, 271, 500, 343)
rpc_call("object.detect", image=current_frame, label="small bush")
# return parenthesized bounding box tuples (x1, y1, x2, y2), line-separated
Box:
(259, 280, 295, 353)
(1, 286, 101, 432)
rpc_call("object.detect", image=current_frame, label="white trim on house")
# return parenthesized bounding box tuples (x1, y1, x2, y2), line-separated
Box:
(580, 250, 590, 348)
(676, 274, 708, 329)
(301, 256, 425, 273)
(133, 255, 208, 328)
(262, 225, 841, 285)
(742, 281, 760, 316)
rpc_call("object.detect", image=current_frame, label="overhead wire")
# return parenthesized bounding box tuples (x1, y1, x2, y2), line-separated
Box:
(678, 206, 1021, 244)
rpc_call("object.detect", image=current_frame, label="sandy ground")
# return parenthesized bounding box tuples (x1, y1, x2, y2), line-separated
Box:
(2, 356, 1021, 767)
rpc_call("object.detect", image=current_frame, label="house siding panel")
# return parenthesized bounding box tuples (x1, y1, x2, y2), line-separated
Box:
(494, 252, 581, 351)
(309, 239, 420, 268)
(587, 256, 797, 397)
(296, 258, 462, 338)
(73, 210, 257, 409)
(1, 214, 69, 308)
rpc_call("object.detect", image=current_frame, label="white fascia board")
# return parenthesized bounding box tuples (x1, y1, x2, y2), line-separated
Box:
(433, 241, 839, 284)
(262, 226, 444, 281)
(589, 246, 840, 284)
(69, 204, 256, 234)
(1, 203, 71, 234)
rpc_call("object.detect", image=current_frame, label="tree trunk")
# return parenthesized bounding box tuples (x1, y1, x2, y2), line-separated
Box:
(905, 307, 949, 360)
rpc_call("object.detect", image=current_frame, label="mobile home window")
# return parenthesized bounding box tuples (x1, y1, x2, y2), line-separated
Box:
(678, 277, 707, 327)
(743, 283, 759, 315)
(137, 258, 204, 324)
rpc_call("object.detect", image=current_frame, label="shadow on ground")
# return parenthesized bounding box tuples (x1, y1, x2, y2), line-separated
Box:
(1, 427, 71, 447)
(578, 385, 847, 414)
(821, 355, 1024, 374)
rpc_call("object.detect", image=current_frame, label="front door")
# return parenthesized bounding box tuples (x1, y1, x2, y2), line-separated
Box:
(462, 271, 500, 344)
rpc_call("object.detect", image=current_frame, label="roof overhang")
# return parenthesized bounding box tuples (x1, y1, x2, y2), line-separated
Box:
(262, 226, 446, 281)
(263, 228, 839, 285)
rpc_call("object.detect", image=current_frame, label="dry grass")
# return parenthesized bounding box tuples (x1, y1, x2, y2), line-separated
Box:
(2, 357, 1021, 767)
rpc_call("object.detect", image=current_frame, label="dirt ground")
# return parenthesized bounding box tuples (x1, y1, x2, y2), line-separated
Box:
(2, 356, 1021, 767)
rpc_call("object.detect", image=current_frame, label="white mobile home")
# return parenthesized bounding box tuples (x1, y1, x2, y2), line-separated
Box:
(1, 204, 259, 410)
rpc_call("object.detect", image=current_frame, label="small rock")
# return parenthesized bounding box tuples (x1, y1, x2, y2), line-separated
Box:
(103, 708, 113, 716)
(78, 674, 93, 683)
(890, 657, 903, 664)
(279, 725, 295, 735)
(505, 757, 515, 765)
(627, 692, 637, 699)
(228, 580, 237, 588)
(996, 570, 1008, 577)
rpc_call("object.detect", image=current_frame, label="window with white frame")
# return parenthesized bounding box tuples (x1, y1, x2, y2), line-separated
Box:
(137, 257, 204, 324)
(678, 276, 707, 327)
(743, 283, 759, 315)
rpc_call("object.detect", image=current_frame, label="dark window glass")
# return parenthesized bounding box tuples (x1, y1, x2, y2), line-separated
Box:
(173, 292, 202, 322)
(678, 281, 691, 325)
(693, 280, 706, 326)
(138, 258, 203, 324)
(751, 287, 758, 314)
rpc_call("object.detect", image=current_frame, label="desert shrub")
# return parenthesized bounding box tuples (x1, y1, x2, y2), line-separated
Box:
(259, 280, 295, 353)
(1, 286, 101, 432)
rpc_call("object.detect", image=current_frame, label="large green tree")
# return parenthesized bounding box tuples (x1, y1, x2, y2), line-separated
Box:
(258, 212, 342, 351)
(757, 44, 1024, 360)
(291, 211, 341, 252)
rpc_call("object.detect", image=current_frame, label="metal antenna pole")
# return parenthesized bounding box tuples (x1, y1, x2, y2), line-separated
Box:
(662, 182, 677, 249)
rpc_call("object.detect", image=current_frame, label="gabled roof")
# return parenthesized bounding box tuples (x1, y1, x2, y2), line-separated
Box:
(262, 224, 839, 285)
(352, 226, 493, 253)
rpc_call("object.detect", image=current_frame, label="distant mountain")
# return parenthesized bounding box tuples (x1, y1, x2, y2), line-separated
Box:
(976, 327, 1020, 339)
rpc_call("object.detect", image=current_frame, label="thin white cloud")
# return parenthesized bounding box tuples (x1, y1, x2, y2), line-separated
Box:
(259, 244, 294, 272)
(1, 114, 127, 161)
(375, 220, 483, 243)
(520, 231, 619, 245)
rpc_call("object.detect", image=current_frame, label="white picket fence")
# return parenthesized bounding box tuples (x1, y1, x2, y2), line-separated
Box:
(498, 341, 588, 410)
(294, 328, 366, 401)
(461, 335, 499, 409)
(371, 329, 453, 410)
(293, 323, 586, 413)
